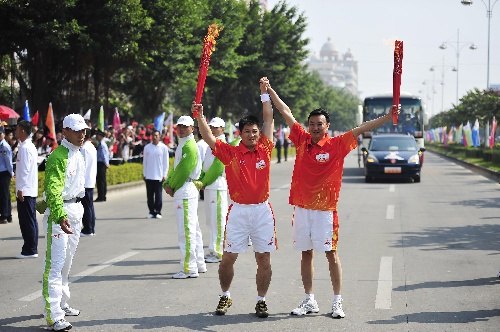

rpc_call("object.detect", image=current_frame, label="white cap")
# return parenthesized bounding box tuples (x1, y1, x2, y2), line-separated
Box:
(63, 114, 89, 131)
(208, 117, 225, 128)
(127, 125, 133, 130)
(176, 115, 194, 127)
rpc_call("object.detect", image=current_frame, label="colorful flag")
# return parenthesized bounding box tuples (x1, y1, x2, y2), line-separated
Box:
(83, 109, 91, 120)
(113, 108, 121, 138)
(154, 112, 165, 133)
(462, 121, 472, 147)
(485, 121, 490, 148)
(23, 100, 30, 122)
(98, 105, 104, 131)
(31, 111, 39, 125)
(46, 102, 58, 148)
(490, 116, 497, 149)
(471, 119, 480, 147)
(442, 126, 448, 147)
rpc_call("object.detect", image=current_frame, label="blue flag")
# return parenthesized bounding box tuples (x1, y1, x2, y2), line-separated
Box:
(154, 112, 165, 132)
(23, 100, 30, 121)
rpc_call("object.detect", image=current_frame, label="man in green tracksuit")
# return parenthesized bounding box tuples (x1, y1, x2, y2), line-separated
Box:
(42, 114, 88, 331)
(163, 115, 206, 279)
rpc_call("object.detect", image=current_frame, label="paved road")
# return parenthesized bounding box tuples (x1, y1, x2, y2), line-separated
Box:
(1, 151, 499, 331)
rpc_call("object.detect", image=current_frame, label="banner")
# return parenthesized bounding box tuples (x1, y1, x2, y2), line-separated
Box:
(46, 102, 58, 148)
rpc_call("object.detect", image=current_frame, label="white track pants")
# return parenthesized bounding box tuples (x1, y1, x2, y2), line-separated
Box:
(42, 202, 83, 325)
(174, 197, 205, 273)
(204, 189, 228, 256)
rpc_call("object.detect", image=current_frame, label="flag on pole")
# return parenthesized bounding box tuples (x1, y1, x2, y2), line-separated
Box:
(31, 111, 39, 125)
(154, 112, 165, 132)
(113, 108, 121, 138)
(98, 105, 104, 131)
(490, 116, 497, 149)
(46, 102, 58, 148)
(83, 109, 91, 121)
(23, 100, 30, 122)
(471, 119, 480, 147)
(485, 121, 490, 148)
(462, 121, 472, 147)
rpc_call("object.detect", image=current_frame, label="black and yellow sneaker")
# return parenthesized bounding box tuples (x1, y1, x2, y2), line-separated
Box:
(255, 300, 269, 318)
(215, 295, 232, 315)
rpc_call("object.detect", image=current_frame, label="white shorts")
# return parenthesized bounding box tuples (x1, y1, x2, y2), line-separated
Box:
(292, 206, 339, 252)
(224, 201, 277, 253)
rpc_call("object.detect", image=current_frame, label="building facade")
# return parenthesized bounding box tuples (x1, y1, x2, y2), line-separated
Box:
(307, 38, 358, 96)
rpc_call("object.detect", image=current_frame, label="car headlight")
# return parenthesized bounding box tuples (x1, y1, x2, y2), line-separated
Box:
(408, 154, 420, 164)
(366, 154, 379, 163)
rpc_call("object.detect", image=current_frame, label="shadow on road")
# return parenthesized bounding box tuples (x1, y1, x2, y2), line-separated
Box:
(367, 309, 500, 325)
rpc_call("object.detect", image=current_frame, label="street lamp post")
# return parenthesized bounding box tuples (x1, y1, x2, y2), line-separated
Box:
(430, 57, 456, 113)
(439, 29, 476, 104)
(461, 0, 498, 88)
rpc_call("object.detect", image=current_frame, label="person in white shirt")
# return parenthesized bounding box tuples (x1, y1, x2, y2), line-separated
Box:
(199, 117, 228, 263)
(14, 120, 39, 259)
(196, 132, 209, 201)
(143, 130, 169, 219)
(80, 129, 97, 236)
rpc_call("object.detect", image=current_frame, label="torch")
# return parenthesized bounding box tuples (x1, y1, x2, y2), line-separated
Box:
(193, 24, 221, 118)
(392, 40, 403, 125)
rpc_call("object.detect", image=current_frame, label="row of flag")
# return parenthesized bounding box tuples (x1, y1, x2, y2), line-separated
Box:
(425, 117, 498, 149)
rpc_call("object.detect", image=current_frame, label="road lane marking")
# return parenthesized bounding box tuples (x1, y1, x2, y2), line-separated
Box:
(18, 251, 140, 302)
(386, 205, 395, 219)
(389, 185, 395, 192)
(375, 256, 393, 309)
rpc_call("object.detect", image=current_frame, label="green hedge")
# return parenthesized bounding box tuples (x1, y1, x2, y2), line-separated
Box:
(9, 162, 145, 203)
(9, 146, 297, 203)
(425, 142, 500, 168)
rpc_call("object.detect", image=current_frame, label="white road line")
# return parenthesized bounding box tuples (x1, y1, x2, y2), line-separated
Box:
(386, 205, 395, 219)
(375, 256, 393, 309)
(18, 251, 140, 302)
(389, 184, 395, 192)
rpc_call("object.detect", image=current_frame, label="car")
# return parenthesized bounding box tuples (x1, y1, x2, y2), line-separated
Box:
(361, 134, 425, 183)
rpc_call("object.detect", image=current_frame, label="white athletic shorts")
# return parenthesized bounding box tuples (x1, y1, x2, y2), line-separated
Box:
(292, 206, 339, 251)
(224, 201, 277, 253)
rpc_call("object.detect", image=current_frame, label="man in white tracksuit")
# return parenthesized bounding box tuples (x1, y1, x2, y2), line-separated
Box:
(199, 117, 228, 263)
(163, 115, 206, 279)
(42, 114, 88, 331)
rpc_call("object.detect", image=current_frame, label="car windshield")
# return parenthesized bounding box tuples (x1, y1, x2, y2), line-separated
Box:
(369, 137, 418, 151)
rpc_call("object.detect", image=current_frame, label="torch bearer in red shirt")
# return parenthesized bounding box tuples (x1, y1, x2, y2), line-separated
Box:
(193, 24, 221, 118)
(393, 40, 403, 125)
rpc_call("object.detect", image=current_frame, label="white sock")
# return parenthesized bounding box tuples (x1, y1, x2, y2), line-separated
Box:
(222, 291, 230, 298)
(257, 296, 265, 303)
(306, 294, 315, 301)
(333, 295, 342, 302)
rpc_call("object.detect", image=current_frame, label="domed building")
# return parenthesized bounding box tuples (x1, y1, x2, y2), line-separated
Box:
(307, 38, 358, 96)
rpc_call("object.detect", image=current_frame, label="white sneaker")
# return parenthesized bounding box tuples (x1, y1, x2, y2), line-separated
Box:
(205, 252, 222, 263)
(172, 271, 199, 279)
(497, 269, 500, 278)
(47, 318, 72, 331)
(155, 214, 162, 219)
(198, 265, 207, 273)
(80, 233, 93, 237)
(14, 253, 38, 259)
(62, 306, 80, 316)
(147, 214, 154, 219)
(331, 299, 345, 318)
(291, 298, 320, 315)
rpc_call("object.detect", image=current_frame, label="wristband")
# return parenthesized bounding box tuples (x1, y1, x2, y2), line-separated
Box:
(260, 93, 271, 102)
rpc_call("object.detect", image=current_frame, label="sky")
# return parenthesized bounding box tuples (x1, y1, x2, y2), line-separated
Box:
(266, 0, 500, 117)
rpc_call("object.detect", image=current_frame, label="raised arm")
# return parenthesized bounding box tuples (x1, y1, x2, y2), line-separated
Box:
(352, 105, 401, 137)
(195, 102, 217, 149)
(260, 77, 274, 139)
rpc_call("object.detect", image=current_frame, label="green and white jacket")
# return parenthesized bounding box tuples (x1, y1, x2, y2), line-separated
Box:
(44, 138, 86, 224)
(163, 133, 201, 199)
